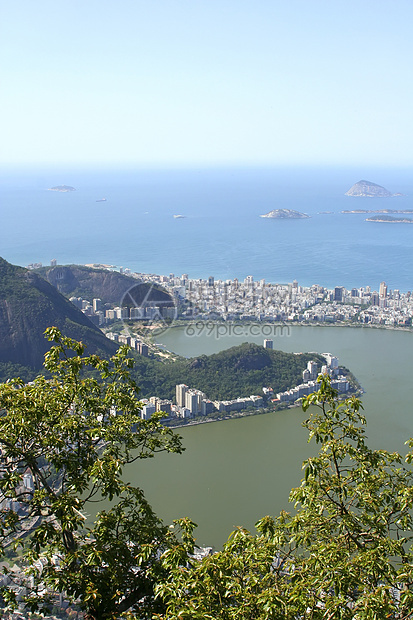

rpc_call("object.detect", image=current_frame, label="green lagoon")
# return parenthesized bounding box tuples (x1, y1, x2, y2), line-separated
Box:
(124, 325, 413, 548)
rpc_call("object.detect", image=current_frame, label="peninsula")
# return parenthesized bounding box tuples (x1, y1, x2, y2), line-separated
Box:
(48, 185, 76, 192)
(260, 209, 310, 219)
(345, 180, 403, 198)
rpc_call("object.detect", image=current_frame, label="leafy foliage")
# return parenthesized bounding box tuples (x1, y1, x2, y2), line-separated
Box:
(0, 328, 183, 619)
(129, 343, 326, 401)
(157, 376, 413, 619)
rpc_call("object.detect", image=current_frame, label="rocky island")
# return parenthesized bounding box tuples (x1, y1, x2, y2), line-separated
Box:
(345, 180, 403, 198)
(48, 185, 76, 192)
(260, 209, 310, 219)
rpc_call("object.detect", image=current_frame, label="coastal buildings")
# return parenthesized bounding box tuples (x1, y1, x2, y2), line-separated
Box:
(137, 351, 350, 423)
(69, 264, 413, 331)
(127, 271, 413, 327)
(275, 354, 349, 403)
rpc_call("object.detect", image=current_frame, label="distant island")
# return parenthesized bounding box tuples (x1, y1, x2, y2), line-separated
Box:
(48, 185, 76, 192)
(260, 209, 310, 219)
(342, 209, 413, 214)
(345, 180, 403, 198)
(173, 214, 186, 219)
(366, 215, 413, 224)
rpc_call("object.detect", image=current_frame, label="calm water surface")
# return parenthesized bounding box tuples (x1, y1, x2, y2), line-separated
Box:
(2, 166, 413, 290)
(122, 325, 413, 548)
(3, 166, 413, 546)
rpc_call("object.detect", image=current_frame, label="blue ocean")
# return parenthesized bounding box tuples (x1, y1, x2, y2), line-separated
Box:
(1, 165, 413, 291)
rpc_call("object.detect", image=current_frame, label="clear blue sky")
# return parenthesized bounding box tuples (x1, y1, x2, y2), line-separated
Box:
(1, 0, 412, 167)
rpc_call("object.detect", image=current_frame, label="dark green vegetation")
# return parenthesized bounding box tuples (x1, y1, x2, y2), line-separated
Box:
(36, 263, 173, 308)
(0, 258, 117, 369)
(131, 343, 325, 401)
(0, 329, 183, 620)
(1, 334, 413, 619)
(0, 257, 330, 400)
(158, 378, 413, 619)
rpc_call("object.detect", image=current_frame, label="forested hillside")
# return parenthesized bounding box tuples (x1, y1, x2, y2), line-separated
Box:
(0, 258, 117, 369)
(129, 343, 325, 400)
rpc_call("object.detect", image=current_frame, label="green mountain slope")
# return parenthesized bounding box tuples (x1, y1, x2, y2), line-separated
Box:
(0, 258, 117, 369)
(0, 259, 326, 401)
(129, 343, 325, 401)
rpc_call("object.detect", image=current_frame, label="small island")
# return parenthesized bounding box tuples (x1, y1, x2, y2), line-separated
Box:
(260, 209, 310, 219)
(366, 215, 413, 224)
(343, 208, 413, 214)
(345, 180, 403, 198)
(48, 185, 76, 192)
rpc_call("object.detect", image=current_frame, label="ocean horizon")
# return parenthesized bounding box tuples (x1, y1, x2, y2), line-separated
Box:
(1, 165, 413, 292)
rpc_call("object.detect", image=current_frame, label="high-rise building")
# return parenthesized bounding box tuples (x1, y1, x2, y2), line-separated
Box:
(307, 361, 318, 380)
(185, 391, 199, 415)
(176, 384, 188, 407)
(201, 400, 214, 416)
(141, 404, 156, 420)
(263, 339, 273, 349)
(245, 275, 254, 289)
(156, 400, 172, 415)
(371, 292, 380, 306)
(139, 343, 148, 357)
(50, 259, 57, 267)
(334, 286, 344, 302)
(114, 306, 129, 319)
(379, 281, 388, 298)
(208, 276, 214, 287)
(93, 298, 102, 312)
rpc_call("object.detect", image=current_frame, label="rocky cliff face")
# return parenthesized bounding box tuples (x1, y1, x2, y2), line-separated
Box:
(345, 180, 395, 197)
(0, 258, 117, 369)
(38, 265, 139, 304)
(38, 264, 173, 309)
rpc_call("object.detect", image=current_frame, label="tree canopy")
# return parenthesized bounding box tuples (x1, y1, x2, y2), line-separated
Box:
(1, 331, 413, 619)
(0, 327, 182, 619)
(157, 377, 413, 619)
